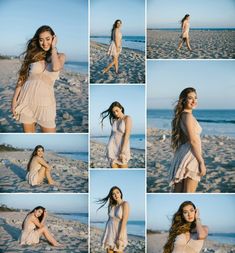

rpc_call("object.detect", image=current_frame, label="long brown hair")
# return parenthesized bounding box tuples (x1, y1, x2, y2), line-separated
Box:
(27, 145, 44, 172)
(22, 206, 45, 229)
(17, 25, 55, 87)
(180, 14, 190, 28)
(96, 186, 123, 213)
(163, 201, 197, 253)
(111, 19, 122, 41)
(171, 87, 196, 151)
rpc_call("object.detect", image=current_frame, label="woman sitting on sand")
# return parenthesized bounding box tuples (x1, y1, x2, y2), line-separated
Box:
(26, 145, 57, 186)
(103, 19, 122, 74)
(177, 14, 192, 51)
(169, 87, 206, 192)
(19, 206, 61, 246)
(101, 101, 132, 168)
(11, 25, 65, 133)
(163, 201, 208, 253)
(97, 186, 129, 253)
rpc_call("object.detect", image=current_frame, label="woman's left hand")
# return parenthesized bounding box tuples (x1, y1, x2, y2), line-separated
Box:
(195, 208, 200, 220)
(51, 35, 57, 49)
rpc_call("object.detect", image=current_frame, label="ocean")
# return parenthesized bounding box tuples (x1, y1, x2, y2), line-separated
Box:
(64, 61, 88, 74)
(55, 213, 88, 225)
(90, 35, 145, 52)
(91, 134, 145, 150)
(148, 28, 235, 31)
(208, 233, 235, 245)
(91, 220, 145, 237)
(147, 109, 235, 137)
(57, 152, 88, 162)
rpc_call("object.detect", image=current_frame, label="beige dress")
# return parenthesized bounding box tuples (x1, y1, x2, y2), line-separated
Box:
(15, 61, 60, 128)
(19, 215, 40, 245)
(172, 233, 204, 253)
(108, 29, 122, 57)
(101, 203, 128, 250)
(26, 157, 42, 186)
(169, 116, 202, 186)
(182, 21, 190, 38)
(106, 117, 131, 165)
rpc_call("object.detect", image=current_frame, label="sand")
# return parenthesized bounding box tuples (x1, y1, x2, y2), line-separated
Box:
(147, 29, 235, 59)
(90, 140, 145, 168)
(90, 226, 145, 253)
(0, 151, 88, 193)
(147, 232, 235, 253)
(0, 59, 88, 133)
(147, 128, 235, 193)
(90, 41, 145, 84)
(0, 211, 88, 253)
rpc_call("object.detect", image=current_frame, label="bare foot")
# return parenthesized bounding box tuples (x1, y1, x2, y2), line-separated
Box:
(52, 242, 63, 247)
(48, 181, 59, 186)
(102, 67, 108, 74)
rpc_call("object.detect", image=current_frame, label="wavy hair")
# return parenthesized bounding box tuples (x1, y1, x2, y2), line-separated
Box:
(180, 14, 190, 28)
(17, 25, 55, 87)
(22, 206, 45, 229)
(163, 201, 197, 253)
(111, 19, 122, 41)
(171, 87, 196, 151)
(27, 145, 44, 172)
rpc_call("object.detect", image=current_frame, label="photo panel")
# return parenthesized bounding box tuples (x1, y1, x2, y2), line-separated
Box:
(90, 85, 146, 169)
(0, 134, 88, 193)
(90, 170, 145, 253)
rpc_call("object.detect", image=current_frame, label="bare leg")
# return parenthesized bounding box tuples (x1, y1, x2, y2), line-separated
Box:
(103, 60, 115, 73)
(37, 226, 60, 246)
(23, 123, 36, 133)
(41, 126, 56, 133)
(119, 164, 128, 169)
(113, 56, 119, 73)
(173, 181, 184, 192)
(37, 167, 46, 184)
(185, 37, 192, 51)
(183, 178, 198, 193)
(177, 39, 183, 50)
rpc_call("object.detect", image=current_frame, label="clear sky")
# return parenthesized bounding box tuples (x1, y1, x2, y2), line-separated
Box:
(90, 0, 145, 36)
(90, 85, 145, 136)
(0, 134, 88, 152)
(90, 170, 145, 221)
(147, 60, 235, 109)
(147, 194, 235, 233)
(148, 0, 235, 28)
(0, 0, 88, 61)
(0, 193, 88, 213)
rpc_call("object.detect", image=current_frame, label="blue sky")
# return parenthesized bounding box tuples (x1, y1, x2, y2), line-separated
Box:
(0, 134, 88, 152)
(0, 0, 88, 61)
(90, 85, 145, 136)
(90, 170, 145, 221)
(148, 0, 235, 28)
(0, 193, 88, 213)
(90, 0, 145, 36)
(147, 60, 235, 109)
(147, 194, 235, 233)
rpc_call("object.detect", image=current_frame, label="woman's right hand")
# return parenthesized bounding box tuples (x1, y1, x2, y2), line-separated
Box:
(11, 100, 17, 117)
(199, 162, 206, 176)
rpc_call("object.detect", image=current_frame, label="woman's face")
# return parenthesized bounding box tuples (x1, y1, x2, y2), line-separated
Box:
(182, 204, 195, 222)
(112, 106, 123, 119)
(112, 188, 122, 202)
(184, 91, 197, 110)
(34, 208, 44, 218)
(38, 31, 53, 51)
(36, 148, 44, 158)
(116, 21, 122, 28)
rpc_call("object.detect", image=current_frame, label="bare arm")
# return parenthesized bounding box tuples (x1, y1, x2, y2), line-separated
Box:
(118, 201, 129, 241)
(119, 116, 132, 161)
(195, 209, 208, 239)
(41, 210, 47, 224)
(31, 215, 44, 228)
(11, 83, 22, 116)
(114, 29, 121, 53)
(37, 157, 51, 170)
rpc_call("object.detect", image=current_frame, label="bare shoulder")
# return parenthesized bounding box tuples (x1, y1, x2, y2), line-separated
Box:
(58, 53, 66, 61)
(122, 201, 129, 208)
(181, 112, 194, 123)
(202, 225, 209, 233)
(124, 115, 132, 122)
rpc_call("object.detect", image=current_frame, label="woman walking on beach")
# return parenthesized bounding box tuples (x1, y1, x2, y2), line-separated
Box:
(101, 101, 132, 168)
(19, 206, 61, 246)
(97, 186, 129, 253)
(169, 87, 206, 192)
(26, 145, 57, 186)
(163, 201, 208, 253)
(11, 25, 65, 133)
(177, 14, 192, 51)
(103, 20, 122, 74)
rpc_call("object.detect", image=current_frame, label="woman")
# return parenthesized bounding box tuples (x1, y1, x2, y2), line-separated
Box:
(100, 101, 132, 168)
(11, 25, 65, 133)
(177, 14, 192, 51)
(169, 87, 206, 192)
(103, 20, 122, 74)
(97, 186, 129, 253)
(19, 206, 61, 246)
(163, 201, 208, 253)
(26, 145, 57, 186)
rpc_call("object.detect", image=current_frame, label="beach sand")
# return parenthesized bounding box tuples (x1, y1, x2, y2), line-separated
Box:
(0, 59, 88, 133)
(90, 226, 145, 253)
(0, 151, 88, 193)
(147, 232, 235, 253)
(147, 29, 235, 59)
(0, 211, 88, 253)
(147, 128, 235, 193)
(90, 41, 145, 84)
(90, 140, 145, 168)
